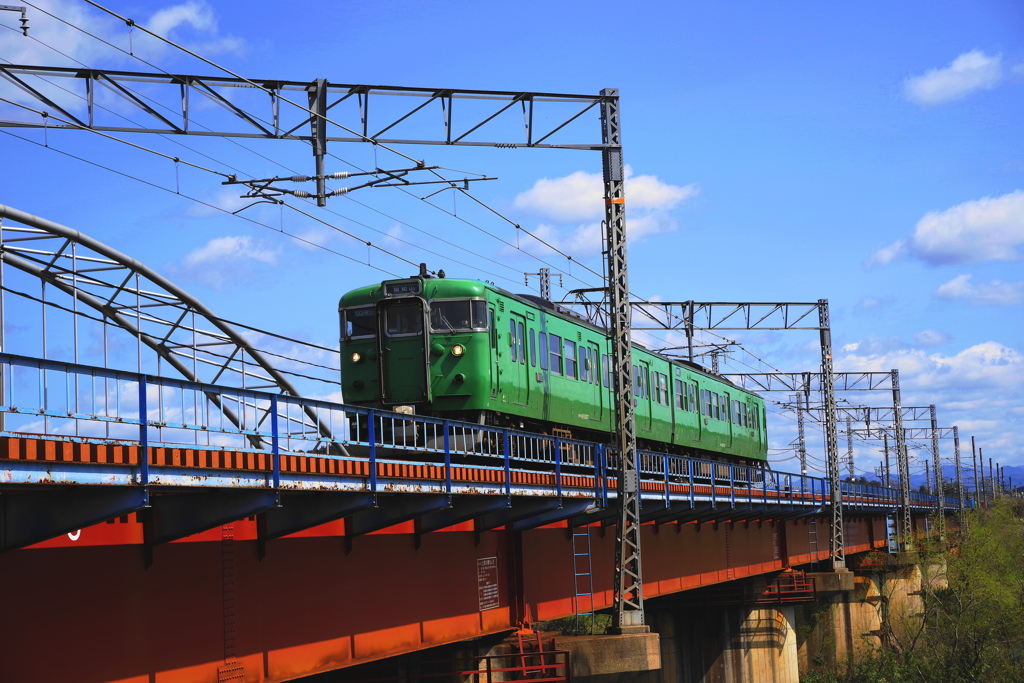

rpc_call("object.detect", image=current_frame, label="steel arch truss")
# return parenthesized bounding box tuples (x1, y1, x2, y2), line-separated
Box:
(0, 204, 334, 448)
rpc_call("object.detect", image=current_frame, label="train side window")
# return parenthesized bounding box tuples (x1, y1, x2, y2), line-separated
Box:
(472, 300, 488, 329)
(603, 355, 611, 388)
(674, 379, 683, 409)
(517, 322, 526, 365)
(529, 329, 537, 367)
(658, 373, 669, 405)
(633, 366, 641, 397)
(489, 310, 496, 347)
(549, 334, 562, 374)
(540, 333, 548, 370)
(342, 306, 376, 339)
(509, 320, 517, 362)
(564, 340, 577, 378)
(579, 347, 589, 382)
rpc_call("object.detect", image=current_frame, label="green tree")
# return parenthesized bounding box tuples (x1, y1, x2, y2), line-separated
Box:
(804, 499, 1024, 683)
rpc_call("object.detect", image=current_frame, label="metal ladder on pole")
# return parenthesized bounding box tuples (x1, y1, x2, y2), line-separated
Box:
(572, 525, 596, 634)
(808, 517, 821, 561)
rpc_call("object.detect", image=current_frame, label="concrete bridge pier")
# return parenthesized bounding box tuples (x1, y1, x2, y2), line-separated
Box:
(796, 558, 946, 674)
(566, 601, 800, 683)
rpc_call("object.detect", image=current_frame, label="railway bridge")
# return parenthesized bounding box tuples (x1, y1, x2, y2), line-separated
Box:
(0, 206, 963, 683)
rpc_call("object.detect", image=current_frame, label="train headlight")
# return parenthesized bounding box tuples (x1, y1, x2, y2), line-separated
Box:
(451, 344, 465, 357)
(351, 352, 363, 363)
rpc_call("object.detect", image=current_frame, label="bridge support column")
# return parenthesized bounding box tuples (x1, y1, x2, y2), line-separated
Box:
(570, 600, 799, 683)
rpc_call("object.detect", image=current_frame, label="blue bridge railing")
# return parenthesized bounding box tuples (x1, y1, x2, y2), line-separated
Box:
(0, 352, 964, 512)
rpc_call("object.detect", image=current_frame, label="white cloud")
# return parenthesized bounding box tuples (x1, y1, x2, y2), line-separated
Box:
(865, 240, 908, 268)
(0, 0, 242, 114)
(911, 190, 1024, 264)
(858, 297, 894, 311)
(913, 330, 951, 347)
(904, 50, 1003, 105)
(513, 166, 698, 222)
(510, 167, 696, 258)
(187, 189, 252, 216)
(170, 235, 279, 287)
(935, 273, 1024, 305)
(182, 235, 278, 267)
(840, 341, 1024, 393)
(868, 190, 1024, 267)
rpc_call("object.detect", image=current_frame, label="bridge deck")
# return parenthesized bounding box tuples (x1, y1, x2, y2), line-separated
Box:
(0, 352, 959, 683)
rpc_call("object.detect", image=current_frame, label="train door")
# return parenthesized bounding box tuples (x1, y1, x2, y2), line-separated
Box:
(636, 360, 652, 433)
(723, 392, 734, 447)
(690, 380, 701, 442)
(489, 306, 500, 397)
(378, 298, 430, 405)
(507, 312, 530, 407)
(587, 341, 603, 422)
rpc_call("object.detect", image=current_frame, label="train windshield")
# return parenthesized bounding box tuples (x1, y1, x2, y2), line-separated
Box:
(385, 301, 424, 336)
(342, 306, 376, 338)
(430, 299, 488, 333)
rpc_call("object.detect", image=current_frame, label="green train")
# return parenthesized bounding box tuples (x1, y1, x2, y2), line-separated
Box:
(339, 269, 768, 465)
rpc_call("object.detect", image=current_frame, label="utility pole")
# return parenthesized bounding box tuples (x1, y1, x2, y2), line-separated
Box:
(971, 436, 979, 502)
(930, 405, 945, 539)
(882, 431, 891, 487)
(892, 370, 912, 551)
(845, 415, 854, 480)
(525, 268, 563, 301)
(600, 90, 645, 633)
(954, 427, 964, 514)
(818, 301, 845, 570)
(983, 458, 991, 501)
(795, 393, 808, 477)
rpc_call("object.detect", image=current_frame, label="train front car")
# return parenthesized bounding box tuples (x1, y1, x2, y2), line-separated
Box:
(340, 270, 770, 469)
(339, 272, 490, 421)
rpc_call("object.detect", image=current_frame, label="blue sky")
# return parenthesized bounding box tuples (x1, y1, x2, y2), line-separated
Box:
(1, 1, 1022, 481)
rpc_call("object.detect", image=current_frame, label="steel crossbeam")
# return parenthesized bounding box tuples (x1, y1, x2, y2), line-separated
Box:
(0, 64, 610, 150)
(723, 371, 897, 393)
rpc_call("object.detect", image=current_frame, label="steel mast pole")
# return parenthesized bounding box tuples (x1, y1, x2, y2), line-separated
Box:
(954, 427, 964, 515)
(930, 405, 945, 540)
(971, 436, 979, 503)
(818, 300, 845, 569)
(796, 393, 808, 477)
(601, 89, 645, 632)
(892, 370, 912, 551)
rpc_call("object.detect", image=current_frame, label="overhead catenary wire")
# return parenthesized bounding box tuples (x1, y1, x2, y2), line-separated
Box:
(3, 10, 542, 287)
(9, 3, 862, 423)
(11, 2, 785, 364)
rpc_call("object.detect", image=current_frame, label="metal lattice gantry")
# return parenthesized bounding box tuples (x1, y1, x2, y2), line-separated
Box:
(557, 297, 847, 569)
(850, 419, 965, 534)
(0, 204, 335, 447)
(0, 65, 609, 150)
(727, 370, 926, 552)
(1, 64, 646, 625)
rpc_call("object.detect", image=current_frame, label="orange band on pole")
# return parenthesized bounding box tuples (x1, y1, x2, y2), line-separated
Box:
(605, 198, 625, 204)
